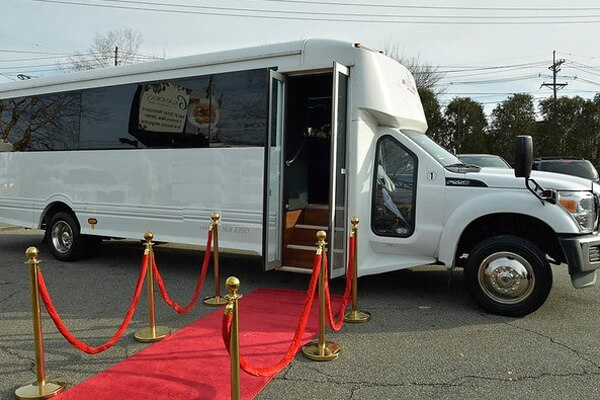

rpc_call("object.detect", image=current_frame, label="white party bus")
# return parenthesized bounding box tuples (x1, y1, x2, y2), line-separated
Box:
(1, 38, 599, 316)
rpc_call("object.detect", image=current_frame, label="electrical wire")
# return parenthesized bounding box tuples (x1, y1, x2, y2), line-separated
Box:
(24, 0, 600, 24)
(246, 0, 600, 12)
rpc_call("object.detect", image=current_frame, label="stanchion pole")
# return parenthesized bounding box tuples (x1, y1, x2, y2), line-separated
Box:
(224, 277, 242, 400)
(15, 247, 66, 400)
(344, 217, 371, 323)
(204, 213, 227, 306)
(135, 232, 171, 342)
(302, 231, 340, 361)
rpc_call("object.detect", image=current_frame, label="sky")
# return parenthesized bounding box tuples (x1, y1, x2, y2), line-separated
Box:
(2, 0, 600, 115)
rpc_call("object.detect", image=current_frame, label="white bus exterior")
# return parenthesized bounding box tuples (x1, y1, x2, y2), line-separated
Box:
(1, 39, 600, 317)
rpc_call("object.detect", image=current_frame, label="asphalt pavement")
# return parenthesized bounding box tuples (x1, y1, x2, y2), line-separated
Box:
(1, 227, 600, 400)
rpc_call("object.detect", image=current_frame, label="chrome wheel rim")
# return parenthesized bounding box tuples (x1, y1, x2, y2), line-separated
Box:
(477, 251, 535, 305)
(51, 221, 73, 254)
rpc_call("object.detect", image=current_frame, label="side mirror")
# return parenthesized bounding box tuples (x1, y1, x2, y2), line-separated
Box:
(514, 135, 533, 178)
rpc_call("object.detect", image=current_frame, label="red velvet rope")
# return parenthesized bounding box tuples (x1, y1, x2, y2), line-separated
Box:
(221, 252, 322, 377)
(324, 235, 355, 331)
(153, 230, 213, 314)
(37, 254, 149, 354)
(222, 309, 233, 350)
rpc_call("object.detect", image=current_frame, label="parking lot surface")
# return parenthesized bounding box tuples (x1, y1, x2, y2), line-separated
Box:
(1, 227, 600, 399)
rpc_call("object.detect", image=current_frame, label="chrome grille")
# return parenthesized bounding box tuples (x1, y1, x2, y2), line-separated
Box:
(589, 245, 600, 263)
(596, 194, 600, 231)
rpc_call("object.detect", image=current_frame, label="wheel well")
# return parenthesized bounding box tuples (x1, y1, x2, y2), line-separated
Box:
(455, 213, 563, 267)
(40, 203, 75, 230)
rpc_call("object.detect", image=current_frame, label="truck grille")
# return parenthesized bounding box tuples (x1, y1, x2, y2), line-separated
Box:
(590, 245, 600, 263)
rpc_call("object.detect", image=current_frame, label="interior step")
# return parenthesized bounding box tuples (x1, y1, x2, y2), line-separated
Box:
(302, 204, 329, 226)
(291, 225, 327, 246)
(281, 204, 331, 271)
(282, 246, 318, 269)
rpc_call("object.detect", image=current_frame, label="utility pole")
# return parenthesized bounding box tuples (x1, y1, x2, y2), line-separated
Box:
(114, 46, 119, 66)
(541, 50, 567, 100)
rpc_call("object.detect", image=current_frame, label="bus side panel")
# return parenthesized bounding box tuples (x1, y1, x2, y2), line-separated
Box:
(0, 152, 35, 228)
(3, 148, 265, 254)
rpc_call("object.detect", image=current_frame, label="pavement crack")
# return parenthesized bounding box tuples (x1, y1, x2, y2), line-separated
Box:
(503, 322, 600, 369)
(0, 289, 21, 303)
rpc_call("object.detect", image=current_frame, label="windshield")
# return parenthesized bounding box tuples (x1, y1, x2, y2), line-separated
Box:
(403, 130, 460, 167)
(458, 155, 511, 169)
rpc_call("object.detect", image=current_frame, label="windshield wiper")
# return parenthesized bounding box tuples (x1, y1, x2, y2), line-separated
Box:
(445, 163, 481, 170)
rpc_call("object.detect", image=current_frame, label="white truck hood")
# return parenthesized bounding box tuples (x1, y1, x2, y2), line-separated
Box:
(463, 168, 597, 192)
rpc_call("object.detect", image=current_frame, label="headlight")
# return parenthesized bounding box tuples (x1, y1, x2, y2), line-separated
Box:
(557, 191, 596, 232)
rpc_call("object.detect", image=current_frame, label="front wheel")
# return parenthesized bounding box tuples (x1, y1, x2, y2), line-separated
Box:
(464, 235, 552, 317)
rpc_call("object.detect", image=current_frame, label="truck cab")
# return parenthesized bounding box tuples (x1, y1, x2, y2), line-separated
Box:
(361, 131, 600, 317)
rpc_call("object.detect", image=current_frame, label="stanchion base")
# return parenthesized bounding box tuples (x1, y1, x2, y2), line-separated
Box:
(15, 380, 66, 399)
(301, 340, 340, 361)
(134, 326, 172, 343)
(203, 295, 228, 306)
(344, 310, 371, 323)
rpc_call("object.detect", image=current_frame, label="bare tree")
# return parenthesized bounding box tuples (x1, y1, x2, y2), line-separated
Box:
(382, 38, 444, 93)
(61, 28, 144, 72)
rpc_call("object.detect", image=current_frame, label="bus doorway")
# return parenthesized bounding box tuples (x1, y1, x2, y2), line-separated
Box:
(276, 66, 349, 277)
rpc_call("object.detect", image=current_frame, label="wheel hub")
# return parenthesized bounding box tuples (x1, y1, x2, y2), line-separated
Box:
(478, 252, 535, 305)
(51, 221, 73, 254)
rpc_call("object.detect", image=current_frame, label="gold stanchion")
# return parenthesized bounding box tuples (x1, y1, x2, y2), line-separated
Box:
(224, 277, 242, 400)
(204, 213, 227, 306)
(134, 232, 171, 342)
(302, 231, 340, 361)
(15, 247, 66, 400)
(344, 217, 371, 323)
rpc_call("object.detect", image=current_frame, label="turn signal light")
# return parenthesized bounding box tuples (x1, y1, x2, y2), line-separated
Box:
(559, 199, 578, 213)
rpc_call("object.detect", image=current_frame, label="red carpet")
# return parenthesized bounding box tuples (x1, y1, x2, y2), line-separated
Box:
(56, 288, 326, 400)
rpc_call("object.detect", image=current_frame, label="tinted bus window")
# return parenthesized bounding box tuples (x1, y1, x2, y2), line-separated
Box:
(1, 68, 269, 151)
(177, 69, 268, 147)
(0, 92, 81, 151)
(78, 68, 268, 149)
(80, 84, 141, 149)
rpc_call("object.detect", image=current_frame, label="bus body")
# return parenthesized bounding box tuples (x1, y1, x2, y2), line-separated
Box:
(2, 39, 600, 317)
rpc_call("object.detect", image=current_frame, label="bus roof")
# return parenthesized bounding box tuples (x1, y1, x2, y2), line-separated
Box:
(0, 39, 369, 98)
(0, 38, 427, 133)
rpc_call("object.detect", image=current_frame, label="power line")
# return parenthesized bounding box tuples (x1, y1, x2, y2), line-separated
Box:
(436, 61, 548, 73)
(250, 0, 600, 11)
(0, 48, 66, 55)
(41, 0, 600, 19)
(25, 0, 600, 24)
(447, 74, 546, 85)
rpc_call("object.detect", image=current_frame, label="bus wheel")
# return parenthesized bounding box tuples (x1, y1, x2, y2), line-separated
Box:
(47, 211, 84, 261)
(464, 235, 552, 317)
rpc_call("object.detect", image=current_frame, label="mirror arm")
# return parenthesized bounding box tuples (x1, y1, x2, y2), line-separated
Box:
(525, 177, 556, 206)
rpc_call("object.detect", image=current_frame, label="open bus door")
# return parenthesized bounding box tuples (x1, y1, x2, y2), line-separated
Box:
(264, 70, 286, 270)
(328, 63, 349, 278)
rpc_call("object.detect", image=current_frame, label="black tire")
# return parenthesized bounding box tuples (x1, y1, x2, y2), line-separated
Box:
(46, 211, 86, 261)
(464, 235, 552, 317)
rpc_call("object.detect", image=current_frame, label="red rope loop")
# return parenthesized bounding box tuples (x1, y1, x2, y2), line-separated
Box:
(37, 254, 149, 354)
(153, 230, 213, 314)
(221, 252, 322, 377)
(222, 309, 233, 351)
(324, 235, 355, 331)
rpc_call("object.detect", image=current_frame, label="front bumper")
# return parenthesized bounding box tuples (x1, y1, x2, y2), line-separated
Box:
(559, 234, 600, 274)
